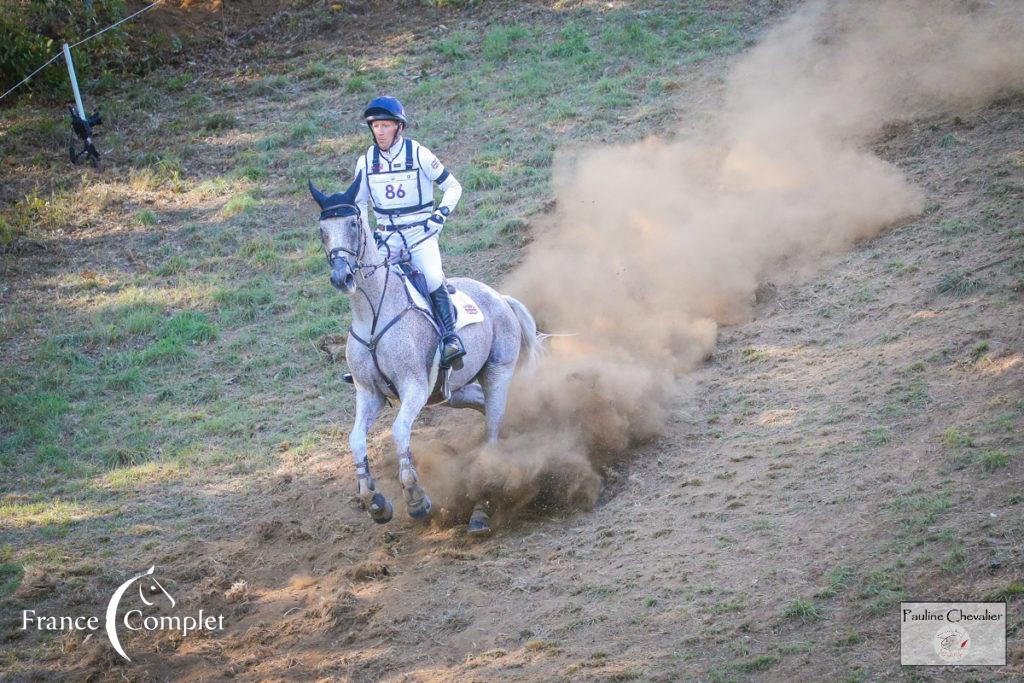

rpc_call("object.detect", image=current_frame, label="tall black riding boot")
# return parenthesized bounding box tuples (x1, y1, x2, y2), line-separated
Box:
(429, 285, 466, 370)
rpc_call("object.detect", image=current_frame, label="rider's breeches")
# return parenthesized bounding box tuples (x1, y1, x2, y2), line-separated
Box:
(377, 228, 445, 291)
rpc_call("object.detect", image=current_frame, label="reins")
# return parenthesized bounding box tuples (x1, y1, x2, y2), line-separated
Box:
(328, 213, 439, 398)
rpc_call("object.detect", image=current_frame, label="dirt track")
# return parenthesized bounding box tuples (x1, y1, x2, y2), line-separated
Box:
(50, 95, 1021, 682)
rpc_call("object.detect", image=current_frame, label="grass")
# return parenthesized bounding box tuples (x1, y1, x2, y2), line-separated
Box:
(936, 269, 981, 296)
(859, 567, 903, 615)
(783, 598, 822, 622)
(203, 113, 238, 131)
(979, 449, 1009, 472)
(482, 25, 530, 62)
(0, 562, 23, 597)
(817, 564, 855, 598)
(136, 209, 158, 226)
(733, 655, 779, 672)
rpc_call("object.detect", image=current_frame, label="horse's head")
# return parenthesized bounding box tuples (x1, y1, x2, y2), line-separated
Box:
(309, 172, 365, 295)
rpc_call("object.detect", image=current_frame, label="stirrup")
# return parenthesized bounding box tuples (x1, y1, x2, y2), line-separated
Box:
(441, 338, 465, 370)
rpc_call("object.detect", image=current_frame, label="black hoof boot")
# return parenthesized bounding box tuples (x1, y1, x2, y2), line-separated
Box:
(467, 502, 492, 537)
(369, 492, 393, 524)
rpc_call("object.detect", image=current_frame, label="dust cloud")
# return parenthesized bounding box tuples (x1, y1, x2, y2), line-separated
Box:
(432, 0, 1024, 522)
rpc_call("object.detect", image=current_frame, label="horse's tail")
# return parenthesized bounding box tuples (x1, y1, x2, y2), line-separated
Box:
(503, 295, 543, 373)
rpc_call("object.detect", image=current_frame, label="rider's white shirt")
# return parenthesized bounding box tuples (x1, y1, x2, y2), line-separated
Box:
(352, 136, 462, 229)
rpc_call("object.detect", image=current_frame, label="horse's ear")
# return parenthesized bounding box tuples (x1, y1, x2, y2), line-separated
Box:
(343, 171, 363, 202)
(308, 180, 328, 209)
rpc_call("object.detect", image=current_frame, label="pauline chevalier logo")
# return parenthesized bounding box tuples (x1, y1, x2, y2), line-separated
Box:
(901, 601, 1005, 666)
(21, 565, 225, 662)
(933, 623, 970, 662)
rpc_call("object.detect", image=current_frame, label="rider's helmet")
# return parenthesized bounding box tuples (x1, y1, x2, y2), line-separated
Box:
(363, 96, 408, 128)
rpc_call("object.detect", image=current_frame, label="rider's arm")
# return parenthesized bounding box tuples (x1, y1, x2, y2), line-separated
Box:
(352, 156, 369, 217)
(418, 145, 462, 218)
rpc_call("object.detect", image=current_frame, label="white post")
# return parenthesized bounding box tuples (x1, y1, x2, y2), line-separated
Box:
(62, 43, 86, 120)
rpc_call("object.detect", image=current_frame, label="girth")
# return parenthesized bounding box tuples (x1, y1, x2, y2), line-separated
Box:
(348, 267, 442, 400)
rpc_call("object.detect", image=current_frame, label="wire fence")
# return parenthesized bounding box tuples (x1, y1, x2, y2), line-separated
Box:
(0, 0, 165, 103)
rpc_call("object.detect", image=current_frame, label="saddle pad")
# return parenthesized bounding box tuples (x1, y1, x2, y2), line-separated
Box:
(399, 275, 485, 332)
(452, 290, 485, 331)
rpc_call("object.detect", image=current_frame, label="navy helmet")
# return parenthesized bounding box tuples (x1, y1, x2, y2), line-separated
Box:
(363, 96, 408, 127)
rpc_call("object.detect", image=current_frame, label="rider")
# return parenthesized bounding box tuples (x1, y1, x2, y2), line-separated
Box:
(351, 96, 466, 370)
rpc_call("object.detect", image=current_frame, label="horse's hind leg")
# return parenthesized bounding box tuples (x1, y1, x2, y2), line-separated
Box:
(461, 362, 516, 537)
(392, 383, 432, 519)
(479, 361, 516, 444)
(447, 383, 485, 413)
(350, 388, 391, 523)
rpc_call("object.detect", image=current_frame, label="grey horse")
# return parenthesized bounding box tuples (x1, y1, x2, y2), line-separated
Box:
(309, 174, 542, 535)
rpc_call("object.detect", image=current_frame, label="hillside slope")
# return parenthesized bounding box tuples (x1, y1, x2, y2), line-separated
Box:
(1, 1, 1021, 680)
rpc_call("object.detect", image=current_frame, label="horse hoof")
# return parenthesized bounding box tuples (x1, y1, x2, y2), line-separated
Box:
(467, 518, 492, 537)
(369, 493, 393, 524)
(408, 493, 432, 519)
(468, 508, 491, 536)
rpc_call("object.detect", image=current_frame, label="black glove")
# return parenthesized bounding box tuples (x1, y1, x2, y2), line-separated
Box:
(425, 209, 446, 232)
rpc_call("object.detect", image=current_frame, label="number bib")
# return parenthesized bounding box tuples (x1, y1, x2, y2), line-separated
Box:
(368, 170, 418, 211)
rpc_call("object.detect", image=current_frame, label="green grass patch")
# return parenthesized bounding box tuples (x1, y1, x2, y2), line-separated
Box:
(984, 581, 1024, 603)
(604, 18, 660, 59)
(548, 23, 592, 60)
(221, 191, 259, 218)
(462, 166, 502, 191)
(892, 490, 951, 533)
(105, 367, 144, 392)
(155, 254, 189, 276)
(979, 449, 1009, 472)
(163, 310, 218, 343)
(782, 598, 821, 622)
(817, 564, 855, 598)
(202, 113, 238, 131)
(212, 277, 276, 322)
(138, 337, 192, 365)
(865, 427, 891, 446)
(0, 562, 23, 598)
(482, 25, 529, 61)
(0, 388, 70, 464)
(290, 119, 320, 143)
(434, 31, 472, 60)
(943, 427, 975, 448)
(733, 655, 779, 672)
(136, 209, 158, 226)
(936, 269, 981, 296)
(859, 567, 903, 615)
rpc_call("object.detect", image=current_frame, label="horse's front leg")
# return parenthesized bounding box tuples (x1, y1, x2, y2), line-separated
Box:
(350, 387, 391, 523)
(392, 382, 431, 519)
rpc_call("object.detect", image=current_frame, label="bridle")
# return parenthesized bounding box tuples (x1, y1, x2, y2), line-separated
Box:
(321, 207, 439, 398)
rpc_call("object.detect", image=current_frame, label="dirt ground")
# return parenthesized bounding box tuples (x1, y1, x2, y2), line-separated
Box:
(22, 99, 1020, 683)
(2, 1, 1022, 681)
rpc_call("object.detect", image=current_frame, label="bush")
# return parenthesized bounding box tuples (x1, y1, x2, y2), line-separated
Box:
(0, 0, 133, 100)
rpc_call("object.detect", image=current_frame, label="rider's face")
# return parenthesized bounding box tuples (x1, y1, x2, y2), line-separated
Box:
(371, 120, 400, 150)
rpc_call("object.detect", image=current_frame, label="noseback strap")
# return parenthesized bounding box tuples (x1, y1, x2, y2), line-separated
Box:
(320, 203, 360, 220)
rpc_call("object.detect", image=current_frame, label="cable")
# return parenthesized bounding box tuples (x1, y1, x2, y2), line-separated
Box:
(0, 0, 164, 102)
(0, 52, 64, 102)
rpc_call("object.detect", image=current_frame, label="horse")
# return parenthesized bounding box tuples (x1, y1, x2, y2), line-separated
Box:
(309, 173, 542, 535)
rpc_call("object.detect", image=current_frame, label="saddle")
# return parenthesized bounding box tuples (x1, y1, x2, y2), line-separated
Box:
(394, 261, 484, 332)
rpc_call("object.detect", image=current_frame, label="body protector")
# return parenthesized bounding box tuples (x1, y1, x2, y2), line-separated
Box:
(352, 137, 462, 230)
